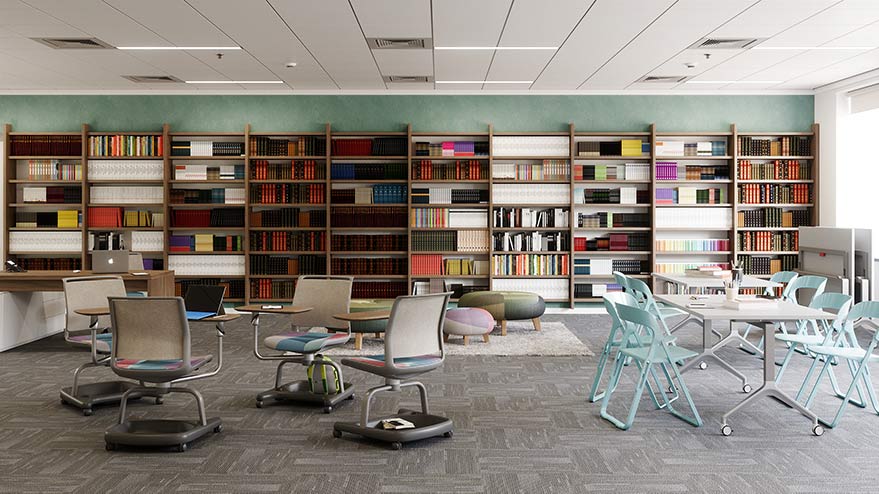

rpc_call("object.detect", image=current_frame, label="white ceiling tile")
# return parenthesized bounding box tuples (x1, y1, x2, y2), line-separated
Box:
(432, 0, 512, 47)
(103, 0, 235, 46)
(760, 0, 879, 47)
(386, 82, 434, 90)
(777, 48, 879, 88)
(23, 0, 167, 46)
(486, 50, 554, 82)
(824, 22, 879, 46)
(744, 48, 869, 81)
(499, 0, 590, 46)
(710, 0, 840, 38)
(436, 83, 485, 91)
(434, 51, 494, 81)
(691, 49, 804, 80)
(350, 0, 431, 38)
(187, 50, 279, 80)
(373, 50, 433, 76)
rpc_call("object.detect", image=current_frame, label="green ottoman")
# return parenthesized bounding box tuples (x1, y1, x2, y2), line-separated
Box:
(348, 299, 394, 350)
(457, 291, 545, 336)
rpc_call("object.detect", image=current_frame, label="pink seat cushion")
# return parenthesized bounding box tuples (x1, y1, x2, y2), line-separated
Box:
(443, 308, 494, 336)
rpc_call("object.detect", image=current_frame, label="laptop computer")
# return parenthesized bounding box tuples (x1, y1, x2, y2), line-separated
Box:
(92, 250, 130, 274)
(183, 285, 226, 320)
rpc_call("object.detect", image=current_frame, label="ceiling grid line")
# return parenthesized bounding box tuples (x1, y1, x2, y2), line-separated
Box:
(481, 0, 515, 90)
(528, 0, 597, 90)
(347, 0, 386, 89)
(430, 0, 436, 90)
(264, 0, 341, 90)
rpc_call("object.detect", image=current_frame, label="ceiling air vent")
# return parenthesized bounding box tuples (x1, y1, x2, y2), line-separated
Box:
(31, 37, 114, 49)
(382, 75, 434, 83)
(636, 75, 690, 83)
(689, 38, 765, 50)
(367, 37, 433, 50)
(122, 75, 183, 83)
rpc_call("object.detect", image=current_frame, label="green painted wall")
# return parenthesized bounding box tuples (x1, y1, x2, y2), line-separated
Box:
(0, 95, 813, 133)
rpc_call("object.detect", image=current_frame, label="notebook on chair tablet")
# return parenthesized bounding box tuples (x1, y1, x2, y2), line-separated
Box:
(183, 285, 226, 320)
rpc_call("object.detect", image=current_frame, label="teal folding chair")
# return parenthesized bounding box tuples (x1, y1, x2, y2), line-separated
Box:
(625, 277, 694, 335)
(740, 271, 798, 355)
(801, 301, 879, 429)
(599, 304, 702, 430)
(612, 271, 629, 292)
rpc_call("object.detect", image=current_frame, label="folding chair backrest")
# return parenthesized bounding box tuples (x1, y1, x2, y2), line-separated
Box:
(844, 301, 879, 348)
(625, 277, 658, 313)
(808, 292, 853, 332)
(384, 293, 450, 364)
(783, 275, 826, 305)
(615, 304, 662, 357)
(62, 275, 127, 335)
(108, 297, 190, 363)
(613, 271, 629, 292)
(290, 276, 353, 331)
(604, 292, 640, 340)
(767, 271, 798, 296)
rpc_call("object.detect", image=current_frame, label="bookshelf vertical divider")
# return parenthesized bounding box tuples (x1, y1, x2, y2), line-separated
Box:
(80, 124, 89, 266)
(812, 122, 820, 225)
(1, 123, 10, 264)
(730, 123, 739, 264)
(568, 123, 576, 308)
(161, 123, 171, 274)
(487, 124, 495, 294)
(649, 122, 657, 292)
(405, 123, 413, 292)
(243, 123, 251, 303)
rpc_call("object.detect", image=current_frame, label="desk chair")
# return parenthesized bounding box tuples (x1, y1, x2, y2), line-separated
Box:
(255, 276, 354, 413)
(60, 275, 142, 415)
(104, 297, 224, 452)
(333, 293, 454, 450)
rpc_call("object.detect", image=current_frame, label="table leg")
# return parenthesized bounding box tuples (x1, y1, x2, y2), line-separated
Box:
(721, 323, 821, 436)
(678, 319, 749, 389)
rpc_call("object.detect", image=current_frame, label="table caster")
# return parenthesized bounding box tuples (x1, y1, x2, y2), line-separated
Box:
(105, 442, 116, 451)
(213, 424, 223, 433)
(83, 408, 94, 417)
(742, 384, 752, 393)
(721, 425, 733, 436)
(333, 429, 342, 438)
(176, 443, 188, 453)
(390, 442, 402, 451)
(699, 362, 708, 370)
(443, 431, 453, 438)
(323, 406, 333, 414)
(812, 424, 824, 436)
(155, 397, 164, 405)
(255, 400, 264, 409)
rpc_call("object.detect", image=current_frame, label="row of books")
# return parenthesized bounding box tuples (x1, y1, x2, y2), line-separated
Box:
(654, 262, 729, 274)
(574, 163, 649, 181)
(251, 279, 296, 300)
(25, 160, 82, 180)
(576, 140, 646, 157)
(89, 160, 164, 181)
(492, 161, 570, 181)
(90, 186, 163, 204)
(412, 160, 487, 181)
(11, 257, 82, 270)
(175, 279, 245, 299)
(574, 283, 623, 298)
(493, 207, 568, 228)
(411, 230, 490, 253)
(352, 281, 408, 299)
(577, 212, 649, 228)
(656, 140, 726, 157)
(493, 278, 568, 300)
(332, 207, 407, 228)
(22, 186, 81, 204)
(737, 160, 810, 180)
(494, 183, 569, 204)
(11, 135, 81, 156)
(573, 259, 648, 276)
(123, 209, 164, 227)
(739, 254, 797, 275)
(737, 208, 809, 228)
(250, 160, 324, 180)
(250, 209, 326, 228)
(168, 254, 245, 276)
(16, 210, 80, 228)
(331, 184, 407, 204)
(492, 136, 570, 157)
(331, 163, 407, 180)
(411, 255, 488, 275)
(413, 141, 488, 157)
(493, 232, 568, 252)
(492, 254, 570, 276)
(88, 207, 122, 228)
(129, 231, 164, 252)
(738, 136, 810, 156)
(172, 208, 245, 228)
(169, 234, 243, 252)
(574, 233, 650, 252)
(171, 141, 244, 157)
(171, 188, 245, 205)
(737, 231, 798, 252)
(87, 231, 124, 250)
(411, 187, 488, 205)
(251, 231, 326, 252)
(739, 184, 811, 204)
(576, 187, 647, 205)
(655, 187, 727, 205)
(251, 183, 325, 204)
(655, 239, 730, 252)
(250, 136, 326, 157)
(9, 231, 81, 252)
(656, 208, 732, 228)
(655, 162, 730, 181)
(331, 258, 406, 275)
(332, 234, 407, 252)
(89, 135, 163, 157)
(174, 164, 244, 181)
(250, 255, 326, 275)
(331, 138, 407, 156)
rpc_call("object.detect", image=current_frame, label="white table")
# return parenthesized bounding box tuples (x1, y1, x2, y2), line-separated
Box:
(653, 273, 779, 294)
(656, 294, 834, 436)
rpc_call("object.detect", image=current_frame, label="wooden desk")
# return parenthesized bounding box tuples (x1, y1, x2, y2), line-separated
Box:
(333, 310, 391, 322)
(0, 270, 175, 296)
(76, 307, 241, 324)
(235, 305, 313, 315)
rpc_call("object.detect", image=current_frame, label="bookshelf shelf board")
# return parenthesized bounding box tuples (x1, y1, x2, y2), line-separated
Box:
(574, 180, 652, 184)
(492, 250, 570, 254)
(737, 204, 812, 208)
(10, 227, 81, 231)
(738, 155, 813, 160)
(166, 251, 244, 255)
(249, 227, 326, 231)
(345, 274, 408, 279)
(736, 227, 800, 231)
(250, 203, 325, 208)
(655, 251, 731, 255)
(411, 179, 490, 184)
(249, 274, 301, 279)
(737, 179, 814, 184)
(655, 227, 733, 231)
(495, 203, 571, 208)
(248, 179, 325, 184)
(748, 274, 773, 279)
(169, 203, 246, 208)
(169, 132, 244, 137)
(87, 203, 164, 208)
(573, 227, 652, 231)
(655, 204, 732, 208)
(89, 179, 164, 184)
(223, 298, 245, 303)
(9, 203, 82, 207)
(88, 131, 162, 136)
(10, 180, 82, 184)
(654, 180, 732, 184)
(411, 156, 489, 161)
(738, 131, 814, 136)
(87, 226, 163, 231)
(331, 251, 406, 255)
(410, 227, 484, 231)
(414, 203, 488, 208)
(330, 179, 408, 184)
(170, 156, 245, 161)
(574, 131, 651, 137)
(411, 251, 489, 255)
(8, 131, 81, 136)
(9, 251, 83, 255)
(334, 227, 408, 232)
(249, 155, 327, 160)
(574, 156, 651, 161)
(492, 155, 572, 160)
(492, 227, 569, 232)
(492, 275, 569, 279)
(330, 203, 407, 208)
(656, 131, 733, 136)
(171, 180, 245, 184)
(492, 179, 570, 184)
(573, 251, 652, 256)
(574, 203, 651, 208)
(575, 274, 650, 279)
(737, 251, 798, 255)
(411, 274, 488, 279)
(330, 156, 407, 160)
(573, 297, 604, 302)
(9, 156, 83, 160)
(87, 156, 164, 160)
(250, 250, 327, 255)
(411, 131, 490, 136)
(168, 227, 246, 231)
(250, 131, 325, 136)
(655, 156, 732, 160)
(174, 274, 245, 279)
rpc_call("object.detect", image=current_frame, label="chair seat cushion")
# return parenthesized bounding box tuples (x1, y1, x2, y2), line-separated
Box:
(620, 344, 698, 363)
(457, 291, 545, 321)
(443, 308, 494, 336)
(114, 355, 211, 371)
(264, 332, 349, 353)
(68, 333, 113, 353)
(775, 333, 824, 345)
(342, 354, 443, 377)
(808, 346, 879, 362)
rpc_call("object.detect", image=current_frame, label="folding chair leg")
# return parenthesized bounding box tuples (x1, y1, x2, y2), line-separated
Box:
(600, 356, 650, 431)
(774, 343, 799, 385)
(588, 344, 613, 403)
(824, 361, 871, 429)
(663, 362, 703, 427)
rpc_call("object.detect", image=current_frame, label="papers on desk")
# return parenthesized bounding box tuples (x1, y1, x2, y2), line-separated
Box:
(723, 296, 779, 310)
(685, 267, 730, 278)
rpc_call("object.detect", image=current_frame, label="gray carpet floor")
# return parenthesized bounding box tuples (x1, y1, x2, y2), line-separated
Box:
(3, 313, 879, 493)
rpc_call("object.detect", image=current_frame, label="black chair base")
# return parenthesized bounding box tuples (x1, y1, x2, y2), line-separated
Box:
(105, 418, 222, 452)
(256, 380, 354, 413)
(60, 381, 143, 416)
(333, 409, 453, 450)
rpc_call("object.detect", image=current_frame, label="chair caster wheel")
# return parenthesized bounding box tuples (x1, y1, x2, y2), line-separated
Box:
(323, 406, 333, 414)
(347, 394, 355, 400)
(333, 429, 342, 438)
(105, 443, 116, 451)
(155, 397, 164, 405)
(83, 409, 93, 417)
(255, 400, 264, 409)
(721, 425, 732, 436)
(813, 425, 825, 436)
(742, 384, 752, 393)
(176, 443, 188, 453)
(443, 431, 453, 438)
(213, 424, 223, 433)
(698, 362, 708, 370)
(390, 442, 402, 451)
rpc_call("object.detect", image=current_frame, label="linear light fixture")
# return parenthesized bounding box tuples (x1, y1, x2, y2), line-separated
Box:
(184, 80, 284, 84)
(434, 46, 557, 50)
(118, 46, 242, 50)
(753, 46, 874, 51)
(436, 80, 533, 84)
(686, 80, 781, 84)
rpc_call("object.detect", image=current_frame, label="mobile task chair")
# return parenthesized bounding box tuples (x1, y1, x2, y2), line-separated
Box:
(104, 297, 226, 452)
(255, 276, 355, 413)
(60, 275, 143, 415)
(333, 293, 454, 450)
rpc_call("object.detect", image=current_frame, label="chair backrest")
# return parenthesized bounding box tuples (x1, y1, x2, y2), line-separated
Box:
(290, 276, 353, 331)
(841, 301, 879, 349)
(613, 271, 629, 292)
(603, 291, 640, 340)
(62, 275, 127, 335)
(384, 293, 450, 365)
(624, 277, 657, 311)
(767, 271, 798, 296)
(108, 297, 191, 363)
(615, 304, 663, 357)
(808, 292, 853, 333)
(783, 275, 826, 305)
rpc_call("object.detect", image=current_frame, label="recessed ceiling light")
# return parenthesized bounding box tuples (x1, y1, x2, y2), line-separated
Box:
(752, 46, 874, 51)
(184, 80, 284, 84)
(285, 62, 298, 68)
(436, 80, 533, 84)
(685, 80, 781, 84)
(434, 46, 557, 51)
(117, 46, 242, 50)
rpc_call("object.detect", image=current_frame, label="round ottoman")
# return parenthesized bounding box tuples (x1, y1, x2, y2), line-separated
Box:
(457, 291, 545, 336)
(348, 299, 395, 350)
(443, 308, 495, 345)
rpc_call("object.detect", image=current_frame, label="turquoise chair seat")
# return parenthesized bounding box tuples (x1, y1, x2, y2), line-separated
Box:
(806, 346, 879, 362)
(776, 333, 824, 345)
(620, 343, 698, 363)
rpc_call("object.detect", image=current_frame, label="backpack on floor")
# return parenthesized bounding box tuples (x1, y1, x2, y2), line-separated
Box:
(307, 355, 341, 395)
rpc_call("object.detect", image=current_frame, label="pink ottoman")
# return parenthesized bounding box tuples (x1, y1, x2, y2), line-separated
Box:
(443, 307, 495, 345)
